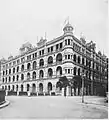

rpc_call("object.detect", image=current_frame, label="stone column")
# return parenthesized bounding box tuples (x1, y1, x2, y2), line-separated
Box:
(28, 87, 32, 96)
(17, 91, 19, 96)
(6, 90, 8, 96)
(66, 86, 69, 96)
(28, 91, 31, 97)
(76, 88, 78, 96)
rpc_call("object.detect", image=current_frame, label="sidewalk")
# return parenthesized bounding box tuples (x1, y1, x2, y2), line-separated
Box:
(0, 100, 10, 109)
(74, 96, 108, 107)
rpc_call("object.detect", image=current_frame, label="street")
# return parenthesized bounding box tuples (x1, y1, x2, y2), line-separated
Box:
(0, 96, 108, 119)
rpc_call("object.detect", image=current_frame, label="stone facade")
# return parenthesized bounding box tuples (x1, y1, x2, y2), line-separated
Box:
(0, 22, 108, 96)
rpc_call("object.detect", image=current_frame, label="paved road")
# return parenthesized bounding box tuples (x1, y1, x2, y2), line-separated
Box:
(0, 96, 108, 119)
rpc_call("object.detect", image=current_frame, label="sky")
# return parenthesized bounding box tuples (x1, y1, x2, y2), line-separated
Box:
(0, 0, 108, 59)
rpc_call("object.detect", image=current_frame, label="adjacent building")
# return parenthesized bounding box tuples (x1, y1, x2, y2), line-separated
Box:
(0, 22, 108, 96)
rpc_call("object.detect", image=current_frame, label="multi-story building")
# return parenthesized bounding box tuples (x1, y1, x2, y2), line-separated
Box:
(0, 60, 1, 86)
(0, 22, 108, 96)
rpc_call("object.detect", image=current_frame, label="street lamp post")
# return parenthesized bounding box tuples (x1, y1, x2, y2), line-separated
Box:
(81, 72, 85, 103)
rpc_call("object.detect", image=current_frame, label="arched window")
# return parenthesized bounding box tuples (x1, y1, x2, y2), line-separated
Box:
(33, 61, 36, 70)
(32, 71, 36, 79)
(73, 54, 76, 62)
(32, 83, 36, 93)
(12, 85, 14, 91)
(16, 75, 19, 81)
(13, 68, 15, 73)
(17, 66, 19, 72)
(2, 78, 4, 83)
(48, 56, 53, 64)
(9, 69, 11, 74)
(48, 68, 53, 77)
(27, 84, 30, 91)
(21, 64, 24, 71)
(39, 83, 43, 92)
(73, 67, 77, 75)
(27, 63, 31, 70)
(78, 68, 80, 76)
(27, 72, 30, 80)
(82, 58, 84, 65)
(21, 74, 24, 80)
(78, 56, 81, 64)
(39, 70, 44, 78)
(56, 53, 62, 62)
(39, 59, 44, 67)
(56, 66, 62, 76)
(6, 70, 8, 75)
(56, 81, 62, 90)
(8, 85, 10, 91)
(9, 76, 11, 82)
(3, 71, 5, 75)
(13, 76, 15, 81)
(21, 85, 23, 92)
(5, 77, 7, 83)
(16, 85, 18, 91)
(47, 82, 52, 92)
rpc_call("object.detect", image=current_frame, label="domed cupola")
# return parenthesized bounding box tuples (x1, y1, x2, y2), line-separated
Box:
(63, 22, 74, 34)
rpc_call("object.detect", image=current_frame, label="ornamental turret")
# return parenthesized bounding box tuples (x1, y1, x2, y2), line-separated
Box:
(63, 22, 74, 34)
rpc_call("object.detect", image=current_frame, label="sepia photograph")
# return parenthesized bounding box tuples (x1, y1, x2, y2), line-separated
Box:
(0, 0, 108, 119)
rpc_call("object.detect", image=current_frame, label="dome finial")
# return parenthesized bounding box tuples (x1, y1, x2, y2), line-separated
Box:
(64, 16, 70, 25)
(63, 17, 73, 34)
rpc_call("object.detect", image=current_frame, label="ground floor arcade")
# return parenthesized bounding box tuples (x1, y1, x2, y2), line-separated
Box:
(1, 78, 107, 96)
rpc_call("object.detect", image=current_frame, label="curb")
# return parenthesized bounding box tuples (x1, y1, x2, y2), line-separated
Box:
(0, 100, 10, 109)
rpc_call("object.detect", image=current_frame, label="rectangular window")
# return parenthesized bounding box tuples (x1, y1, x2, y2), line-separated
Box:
(42, 49, 44, 55)
(65, 40, 67, 45)
(60, 43, 62, 49)
(56, 44, 59, 50)
(71, 69, 73, 74)
(9, 63, 12, 66)
(3, 65, 5, 69)
(71, 55, 72, 59)
(68, 39, 70, 45)
(13, 61, 16, 65)
(21, 57, 25, 62)
(29, 55, 31, 60)
(68, 69, 70, 74)
(65, 69, 67, 74)
(33, 54, 35, 59)
(65, 55, 67, 59)
(6, 64, 8, 68)
(17, 59, 20, 64)
(48, 48, 50, 53)
(35, 52, 37, 57)
(27, 56, 29, 60)
(51, 46, 53, 52)
(68, 55, 70, 59)
(39, 51, 41, 56)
